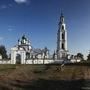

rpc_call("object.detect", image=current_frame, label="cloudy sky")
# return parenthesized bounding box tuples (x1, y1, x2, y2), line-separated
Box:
(0, 0, 89, 57)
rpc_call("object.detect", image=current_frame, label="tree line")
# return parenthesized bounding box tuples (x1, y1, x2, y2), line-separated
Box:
(0, 45, 7, 59)
(75, 53, 90, 61)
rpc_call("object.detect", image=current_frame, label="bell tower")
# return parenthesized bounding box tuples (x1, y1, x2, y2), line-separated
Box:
(57, 13, 68, 59)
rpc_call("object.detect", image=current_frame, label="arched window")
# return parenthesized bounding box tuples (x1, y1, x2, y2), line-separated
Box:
(62, 43, 65, 50)
(62, 33, 65, 40)
(26, 52, 30, 60)
(62, 25, 64, 30)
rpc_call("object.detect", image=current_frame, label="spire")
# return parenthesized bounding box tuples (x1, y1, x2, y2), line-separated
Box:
(60, 12, 64, 23)
(61, 12, 64, 17)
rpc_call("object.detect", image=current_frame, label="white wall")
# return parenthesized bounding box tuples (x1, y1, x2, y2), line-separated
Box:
(25, 59, 54, 64)
(0, 60, 11, 64)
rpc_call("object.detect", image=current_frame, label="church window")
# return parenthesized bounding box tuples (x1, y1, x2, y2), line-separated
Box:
(62, 43, 65, 50)
(62, 33, 65, 40)
(62, 25, 64, 30)
(26, 52, 30, 59)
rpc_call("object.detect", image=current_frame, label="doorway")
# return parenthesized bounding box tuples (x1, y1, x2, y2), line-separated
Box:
(16, 54, 21, 64)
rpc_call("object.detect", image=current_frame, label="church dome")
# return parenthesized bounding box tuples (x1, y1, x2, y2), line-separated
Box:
(21, 35, 28, 45)
(22, 35, 27, 41)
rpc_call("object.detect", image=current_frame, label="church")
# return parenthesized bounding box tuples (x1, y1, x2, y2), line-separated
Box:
(10, 13, 81, 64)
(11, 35, 50, 64)
(11, 35, 32, 64)
(10, 13, 68, 64)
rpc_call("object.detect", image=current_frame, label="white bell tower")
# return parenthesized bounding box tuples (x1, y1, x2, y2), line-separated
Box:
(57, 13, 68, 59)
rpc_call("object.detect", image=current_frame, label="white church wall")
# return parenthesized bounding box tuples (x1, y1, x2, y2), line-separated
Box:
(0, 55, 2, 60)
(33, 60, 38, 64)
(37, 60, 44, 64)
(44, 60, 54, 64)
(11, 51, 16, 64)
(54, 60, 63, 63)
(21, 51, 26, 64)
(0, 60, 11, 64)
(65, 31, 67, 50)
(26, 60, 33, 64)
(23, 59, 54, 64)
(33, 60, 44, 64)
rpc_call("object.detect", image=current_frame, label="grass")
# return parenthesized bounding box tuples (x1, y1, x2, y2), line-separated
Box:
(0, 64, 89, 89)
(0, 65, 16, 75)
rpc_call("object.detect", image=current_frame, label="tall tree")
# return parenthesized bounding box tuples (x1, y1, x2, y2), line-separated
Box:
(87, 54, 90, 61)
(0, 45, 8, 59)
(76, 53, 84, 60)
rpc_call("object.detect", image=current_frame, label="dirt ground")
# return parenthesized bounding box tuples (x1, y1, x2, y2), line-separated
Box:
(0, 64, 90, 90)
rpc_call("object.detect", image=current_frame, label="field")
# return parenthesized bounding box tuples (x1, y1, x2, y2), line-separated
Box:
(0, 64, 90, 90)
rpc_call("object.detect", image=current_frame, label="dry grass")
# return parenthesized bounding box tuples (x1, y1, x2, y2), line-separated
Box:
(0, 64, 89, 89)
